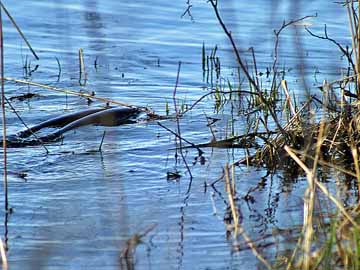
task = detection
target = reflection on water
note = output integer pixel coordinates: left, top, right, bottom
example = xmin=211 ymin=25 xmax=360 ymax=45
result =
xmin=0 ymin=0 xmax=352 ymax=269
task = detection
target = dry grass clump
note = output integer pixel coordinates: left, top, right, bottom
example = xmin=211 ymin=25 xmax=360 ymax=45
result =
xmin=204 ymin=1 xmax=360 ymax=269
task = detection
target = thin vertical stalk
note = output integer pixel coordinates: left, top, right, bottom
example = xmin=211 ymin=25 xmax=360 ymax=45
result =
xmin=285 ymin=146 xmax=360 ymax=228
xmin=0 ymin=3 xmax=8 ymax=212
xmin=224 ymin=163 xmax=272 ymax=270
xmin=349 ymin=118 xmax=360 ymax=197
xmin=172 ymin=61 xmax=193 ymax=190
xmin=281 ymin=80 xmax=296 ymax=117
xmin=224 ymin=163 xmax=238 ymax=236
xmin=303 ymin=187 xmax=315 ymax=270
xmin=208 ymin=0 xmax=286 ymax=137
xmin=357 ymin=0 xmax=360 ymax=93
xmin=0 ymin=238 xmax=7 ymax=270
xmin=78 ymin=48 xmax=87 ymax=86
xmin=98 ymin=130 xmax=106 ymax=152
xmin=346 ymin=0 xmax=359 ymax=94
xmin=352 ymin=146 xmax=360 ymax=196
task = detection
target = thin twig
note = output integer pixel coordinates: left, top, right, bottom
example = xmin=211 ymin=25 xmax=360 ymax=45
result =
xmin=78 ymin=48 xmax=87 ymax=86
xmin=346 ymin=0 xmax=359 ymax=93
xmin=0 ymin=238 xmax=7 ymax=270
xmin=284 ymin=146 xmax=360 ymax=230
xmin=208 ymin=0 xmax=286 ymax=137
xmin=5 ymin=96 xmax=49 ymax=154
xmin=177 ymin=130 xmax=274 ymax=150
xmin=273 ymin=14 xmax=317 ymax=75
xmin=281 ymin=80 xmax=296 ymax=117
xmin=224 ymin=164 xmax=238 ymax=235
xmin=0 ymin=4 xmax=8 ymax=212
xmin=290 ymin=148 xmax=357 ymax=178
xmin=173 ymin=62 xmax=181 ymax=116
xmin=157 ymin=122 xmax=203 ymax=156
xmin=225 ymin=164 xmax=273 ymax=270
xmin=98 ymin=130 xmax=106 ymax=152
xmin=55 ymin=57 xmax=61 ymax=81
xmin=172 ymin=62 xmax=193 ymax=186
xmin=181 ymin=89 xmax=259 ymax=115
xmin=0 ymin=2 xmax=39 ymax=60
xmin=181 ymin=0 xmax=194 ymax=21
xmin=2 ymin=77 xmax=154 ymax=114
xmin=305 ymin=25 xmax=356 ymax=72
xmin=249 ymin=47 xmax=259 ymax=89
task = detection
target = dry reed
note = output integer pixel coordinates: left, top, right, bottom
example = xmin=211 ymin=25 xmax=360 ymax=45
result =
xmin=224 ymin=163 xmax=273 ymax=270
xmin=0 ymin=0 xmax=8 ymax=212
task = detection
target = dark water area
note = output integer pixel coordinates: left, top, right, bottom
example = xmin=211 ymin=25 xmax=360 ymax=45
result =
xmin=0 ymin=1 xmax=352 ymax=269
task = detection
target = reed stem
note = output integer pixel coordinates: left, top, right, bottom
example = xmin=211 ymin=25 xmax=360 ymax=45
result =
xmin=0 ymin=2 xmax=8 ymax=212
xmin=0 ymin=2 xmax=38 ymax=60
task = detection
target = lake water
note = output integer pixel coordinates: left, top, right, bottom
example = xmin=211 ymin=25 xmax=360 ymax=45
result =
xmin=0 ymin=1 xmax=351 ymax=269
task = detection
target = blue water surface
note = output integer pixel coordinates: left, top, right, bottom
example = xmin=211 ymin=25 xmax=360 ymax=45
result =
xmin=0 ymin=1 xmax=351 ymax=269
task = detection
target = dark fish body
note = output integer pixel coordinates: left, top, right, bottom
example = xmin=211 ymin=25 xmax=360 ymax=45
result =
xmin=2 ymin=107 xmax=140 ymax=147
xmin=45 ymin=107 xmax=139 ymax=141
xmin=17 ymin=108 xmax=107 ymax=138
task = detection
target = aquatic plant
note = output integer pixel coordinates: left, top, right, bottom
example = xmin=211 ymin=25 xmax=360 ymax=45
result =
xmin=195 ymin=0 xmax=360 ymax=269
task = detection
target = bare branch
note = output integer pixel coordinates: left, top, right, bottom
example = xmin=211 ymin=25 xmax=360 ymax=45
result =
xmin=208 ymin=0 xmax=287 ymax=137
xmin=181 ymin=0 xmax=194 ymax=21
xmin=272 ymin=14 xmax=317 ymax=75
xmin=305 ymin=25 xmax=356 ymax=72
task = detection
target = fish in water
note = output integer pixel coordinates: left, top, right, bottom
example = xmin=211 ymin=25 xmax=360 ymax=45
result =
xmin=2 ymin=107 xmax=140 ymax=147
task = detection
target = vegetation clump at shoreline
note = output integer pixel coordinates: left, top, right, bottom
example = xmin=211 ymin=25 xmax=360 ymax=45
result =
xmin=200 ymin=1 xmax=360 ymax=269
